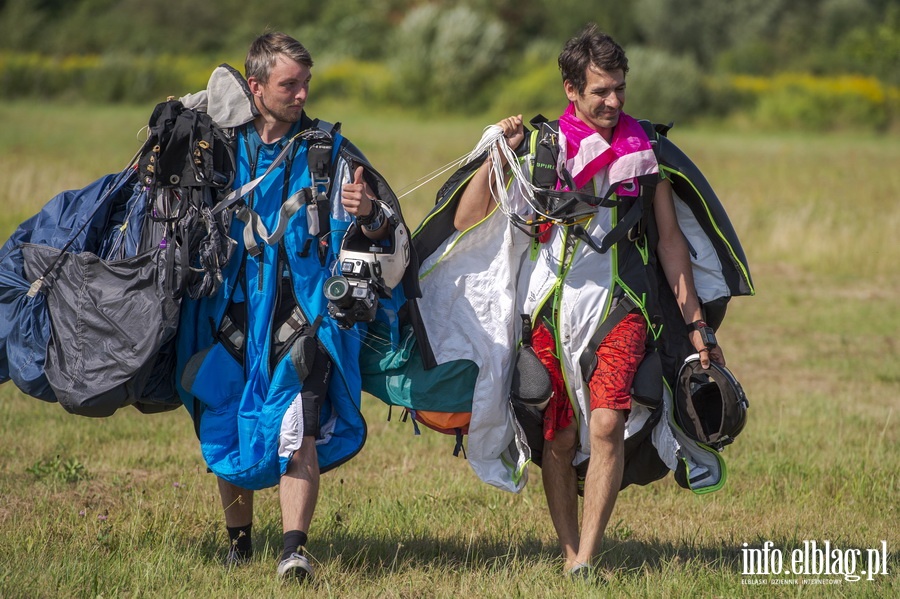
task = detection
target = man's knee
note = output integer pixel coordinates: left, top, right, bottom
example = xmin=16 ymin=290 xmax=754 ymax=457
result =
xmin=588 ymin=408 xmax=625 ymax=446
xmin=293 ymin=436 xmax=317 ymax=459
xmin=285 ymin=436 xmax=318 ymax=475
xmin=545 ymin=424 xmax=577 ymax=461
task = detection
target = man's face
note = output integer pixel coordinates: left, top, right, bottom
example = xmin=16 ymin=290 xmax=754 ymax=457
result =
xmin=249 ymin=55 xmax=311 ymax=125
xmin=564 ymin=66 xmax=626 ymax=139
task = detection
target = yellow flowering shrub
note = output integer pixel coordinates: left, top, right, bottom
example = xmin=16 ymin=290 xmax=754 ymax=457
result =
xmin=0 ymin=52 xmax=217 ymax=103
xmin=315 ymin=59 xmax=395 ymax=103
xmin=726 ymin=73 xmax=898 ymax=132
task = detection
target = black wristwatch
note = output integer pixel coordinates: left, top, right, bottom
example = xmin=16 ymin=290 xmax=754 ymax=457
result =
xmin=686 ymin=319 xmax=718 ymax=349
xmin=356 ymin=200 xmax=384 ymax=231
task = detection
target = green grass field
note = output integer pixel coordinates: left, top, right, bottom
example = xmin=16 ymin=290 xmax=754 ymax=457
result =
xmin=0 ymin=100 xmax=897 ymax=598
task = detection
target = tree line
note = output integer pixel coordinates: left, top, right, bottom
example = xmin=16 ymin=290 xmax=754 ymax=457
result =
xmin=2 ymin=0 xmax=896 ymax=81
xmin=1 ymin=0 xmax=898 ymax=131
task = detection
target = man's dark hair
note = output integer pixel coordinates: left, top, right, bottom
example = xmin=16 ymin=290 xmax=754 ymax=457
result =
xmin=558 ymin=24 xmax=628 ymax=95
xmin=245 ymin=32 xmax=314 ymax=84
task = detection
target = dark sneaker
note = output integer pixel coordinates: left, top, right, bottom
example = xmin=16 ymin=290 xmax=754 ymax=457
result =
xmin=566 ymin=562 xmax=592 ymax=580
xmin=224 ymin=546 xmax=251 ymax=568
xmin=277 ymin=552 xmax=314 ymax=582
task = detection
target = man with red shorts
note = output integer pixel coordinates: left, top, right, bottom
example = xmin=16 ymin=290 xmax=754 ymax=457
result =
xmin=453 ymin=24 xmax=724 ymax=576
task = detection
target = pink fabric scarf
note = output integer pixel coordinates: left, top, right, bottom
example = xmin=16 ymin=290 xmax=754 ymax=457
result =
xmin=557 ymin=102 xmax=658 ymax=193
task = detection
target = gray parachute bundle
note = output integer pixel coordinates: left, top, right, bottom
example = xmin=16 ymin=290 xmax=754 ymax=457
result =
xmin=1 ymin=65 xmax=252 ymax=416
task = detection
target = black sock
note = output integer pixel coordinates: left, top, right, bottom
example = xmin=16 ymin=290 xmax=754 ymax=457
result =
xmin=282 ymin=530 xmax=308 ymax=561
xmin=227 ymin=524 xmax=253 ymax=559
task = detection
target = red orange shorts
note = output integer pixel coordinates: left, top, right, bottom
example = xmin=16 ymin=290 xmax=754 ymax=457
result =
xmin=531 ymin=312 xmax=647 ymax=441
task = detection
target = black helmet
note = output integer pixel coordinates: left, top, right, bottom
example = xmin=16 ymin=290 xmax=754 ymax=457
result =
xmin=674 ymin=355 xmax=749 ymax=450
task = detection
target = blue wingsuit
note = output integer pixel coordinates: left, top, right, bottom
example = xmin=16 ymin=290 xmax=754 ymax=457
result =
xmin=176 ymin=115 xmax=404 ymax=490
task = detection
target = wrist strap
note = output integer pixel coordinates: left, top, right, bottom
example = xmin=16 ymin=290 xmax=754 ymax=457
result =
xmin=357 ymin=200 xmax=384 ymax=231
xmin=686 ymin=319 xmax=708 ymax=332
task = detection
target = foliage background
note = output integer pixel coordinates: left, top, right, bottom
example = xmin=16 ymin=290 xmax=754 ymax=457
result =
xmin=0 ymin=98 xmax=898 ymax=598
xmin=0 ymin=2 xmax=898 ymax=597
xmin=1 ymin=0 xmax=899 ymax=131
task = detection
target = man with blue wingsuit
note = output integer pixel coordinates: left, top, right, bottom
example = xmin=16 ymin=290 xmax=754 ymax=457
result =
xmin=177 ymin=32 xmax=403 ymax=582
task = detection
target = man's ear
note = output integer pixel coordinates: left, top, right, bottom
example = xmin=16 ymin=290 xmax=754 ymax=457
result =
xmin=247 ymin=77 xmax=262 ymax=96
xmin=563 ymin=79 xmax=578 ymax=102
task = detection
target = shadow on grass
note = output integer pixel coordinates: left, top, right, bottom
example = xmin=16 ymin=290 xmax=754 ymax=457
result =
xmin=193 ymin=521 xmax=750 ymax=576
xmin=274 ymin=525 xmax=560 ymax=571
xmin=194 ymin=518 xmax=900 ymax=583
xmin=603 ymin=537 xmax=744 ymax=573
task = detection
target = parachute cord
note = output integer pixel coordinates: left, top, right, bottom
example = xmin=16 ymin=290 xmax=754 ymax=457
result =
xmin=394 ymin=125 xmax=530 ymax=204
xmin=467 ymin=125 xmax=556 ymax=226
xmin=395 ymin=153 xmax=471 ymax=200
xmin=395 ymin=125 xmax=527 ymax=201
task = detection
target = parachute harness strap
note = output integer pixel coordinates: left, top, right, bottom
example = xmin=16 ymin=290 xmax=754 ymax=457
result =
xmin=231 ymin=125 xmax=338 ymax=259
xmin=304 ymin=125 xmax=337 ymax=265
xmin=466 ymin=125 xmax=632 ymax=250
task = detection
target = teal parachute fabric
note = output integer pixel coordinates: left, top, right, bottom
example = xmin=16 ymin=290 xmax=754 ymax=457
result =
xmin=360 ymin=320 xmax=477 ymax=416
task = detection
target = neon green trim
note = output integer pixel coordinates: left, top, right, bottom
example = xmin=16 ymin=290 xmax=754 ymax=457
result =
xmin=616 ymin=279 xmax=660 ymax=340
xmin=528 ymin=128 xmax=539 ymax=171
xmin=500 ymin=452 xmax=529 ymax=486
xmin=416 ymin=165 xmax=505 ymax=279
xmin=560 ymin=226 xmax=602 ymax=431
xmin=609 ymin=191 xmax=658 ymax=340
xmin=529 ymin=236 xmax=541 ymax=261
xmin=662 ymin=379 xmax=728 ymax=494
xmin=500 ymin=452 xmax=514 ymax=479
xmin=527 ymin=130 xmax=543 ymax=262
xmin=410 ymin=190 xmax=456 ymax=239
xmin=512 ymin=457 xmax=530 ymax=486
xmin=635 ymin=232 xmax=650 ymax=264
xmin=685 ymin=449 xmax=728 ymax=495
xmin=411 ymin=166 xmax=479 ymax=239
xmin=661 ymin=165 xmax=755 ymax=296
xmin=530 ymin=221 xmax=599 ymax=433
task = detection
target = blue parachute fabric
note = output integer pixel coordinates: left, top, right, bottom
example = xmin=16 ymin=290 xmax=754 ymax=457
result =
xmin=177 ymin=127 xmax=379 ymax=490
xmin=1 ymin=285 xmax=53 ymax=401
xmin=3 ymin=100 xmax=239 ymax=416
xmin=0 ymin=171 xmax=134 ymax=400
xmin=97 ymin=182 xmax=157 ymax=261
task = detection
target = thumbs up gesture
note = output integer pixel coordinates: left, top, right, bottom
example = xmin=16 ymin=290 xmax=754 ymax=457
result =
xmin=341 ymin=165 xmax=375 ymax=217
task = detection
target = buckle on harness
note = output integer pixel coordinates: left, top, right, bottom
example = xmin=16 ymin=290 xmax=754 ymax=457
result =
xmin=274 ymin=306 xmax=309 ymax=344
xmin=627 ymin=218 xmax=646 ymax=242
xmin=216 ymin=313 xmax=246 ymax=366
xmin=313 ymin=176 xmax=330 ymax=197
xmin=308 ymin=138 xmax=333 ymax=195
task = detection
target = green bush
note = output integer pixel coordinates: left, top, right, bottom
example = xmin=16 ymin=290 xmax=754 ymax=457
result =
xmin=0 ymin=53 xmax=74 ymax=98
xmin=3 ymin=48 xmax=900 ymax=136
xmin=703 ymin=73 xmax=759 ymax=118
xmin=490 ymin=61 xmax=561 ymax=119
xmin=388 ymin=4 xmax=507 ymax=112
xmin=490 ymin=42 xmax=715 ymax=125
xmin=489 ymin=41 xmax=564 ymax=118
xmin=746 ymin=73 xmax=893 ymax=132
xmin=622 ymin=46 xmax=708 ymax=125
xmin=0 ymin=52 xmax=218 ymax=103
xmin=386 ymin=4 xmax=439 ymax=107
xmin=315 ymin=59 xmax=396 ymax=104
